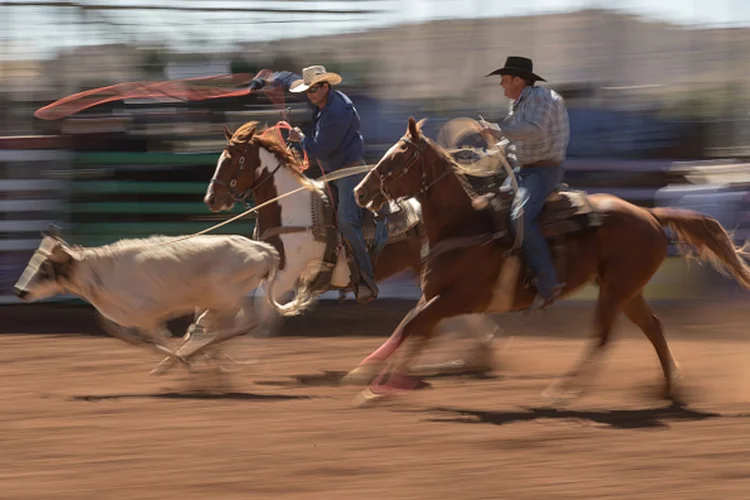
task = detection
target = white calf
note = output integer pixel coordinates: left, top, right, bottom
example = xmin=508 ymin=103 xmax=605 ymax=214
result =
xmin=14 ymin=227 xmax=282 ymax=367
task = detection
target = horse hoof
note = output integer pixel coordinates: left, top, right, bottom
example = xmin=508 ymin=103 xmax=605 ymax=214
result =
xmin=340 ymin=364 xmax=381 ymax=386
xmin=149 ymin=362 xmax=172 ymax=376
xmin=353 ymin=388 xmax=390 ymax=408
xmin=542 ymin=380 xmax=582 ymax=406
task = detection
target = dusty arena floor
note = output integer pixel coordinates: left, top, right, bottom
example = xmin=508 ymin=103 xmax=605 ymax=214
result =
xmin=1 ymin=300 xmax=750 ymax=499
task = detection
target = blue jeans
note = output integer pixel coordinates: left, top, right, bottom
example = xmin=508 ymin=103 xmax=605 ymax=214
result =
xmin=505 ymin=166 xmax=564 ymax=298
xmin=333 ymin=171 xmax=389 ymax=285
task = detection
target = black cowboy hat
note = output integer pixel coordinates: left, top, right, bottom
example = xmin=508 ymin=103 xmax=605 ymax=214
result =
xmin=486 ymin=56 xmax=546 ymax=82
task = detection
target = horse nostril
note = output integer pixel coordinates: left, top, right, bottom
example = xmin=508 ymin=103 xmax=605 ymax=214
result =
xmin=13 ymin=286 xmax=27 ymax=299
xmin=206 ymin=194 xmax=215 ymax=206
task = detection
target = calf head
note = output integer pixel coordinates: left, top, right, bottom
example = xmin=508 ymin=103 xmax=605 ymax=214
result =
xmin=14 ymin=226 xmax=80 ymax=302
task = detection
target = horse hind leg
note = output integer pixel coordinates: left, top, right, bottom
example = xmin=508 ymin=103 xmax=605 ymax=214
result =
xmin=622 ymin=291 xmax=682 ymax=399
xmin=544 ymin=289 xmax=621 ymax=404
xmin=410 ymin=314 xmax=499 ymax=377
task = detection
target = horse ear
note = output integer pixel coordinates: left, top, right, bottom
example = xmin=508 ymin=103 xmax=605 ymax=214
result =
xmin=416 ymin=118 xmax=428 ymax=130
xmin=223 ymin=125 xmax=233 ymax=142
xmin=407 ymin=116 xmax=420 ymax=139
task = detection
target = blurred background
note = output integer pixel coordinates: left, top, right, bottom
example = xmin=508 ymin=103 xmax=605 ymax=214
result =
xmin=1 ymin=0 xmax=749 ymax=305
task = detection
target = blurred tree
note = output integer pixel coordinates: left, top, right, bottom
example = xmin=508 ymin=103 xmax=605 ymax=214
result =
xmin=140 ymin=49 xmax=167 ymax=79
xmin=270 ymin=54 xmax=299 ymax=73
xmin=230 ymin=58 xmax=260 ymax=76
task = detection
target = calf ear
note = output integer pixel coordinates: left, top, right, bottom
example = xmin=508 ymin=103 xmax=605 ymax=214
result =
xmin=41 ymin=224 xmax=62 ymax=240
xmin=50 ymin=242 xmax=79 ymax=264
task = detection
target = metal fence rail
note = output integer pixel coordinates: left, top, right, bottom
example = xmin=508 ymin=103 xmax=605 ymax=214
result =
xmin=0 ymin=137 xmax=71 ymax=303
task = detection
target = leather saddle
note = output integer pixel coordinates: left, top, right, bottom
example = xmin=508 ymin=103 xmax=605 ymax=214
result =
xmin=312 ymin=185 xmax=422 ymax=249
xmin=476 ymin=183 xmax=603 ymax=240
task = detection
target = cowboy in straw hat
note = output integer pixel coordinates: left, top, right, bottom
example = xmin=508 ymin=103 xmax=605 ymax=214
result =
xmin=287 ymin=65 xmax=388 ymax=304
xmin=478 ymin=56 xmax=571 ymax=310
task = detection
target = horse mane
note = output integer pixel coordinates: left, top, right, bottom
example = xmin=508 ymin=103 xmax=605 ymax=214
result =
xmin=419 ymin=134 xmax=481 ymax=199
xmin=230 ymin=120 xmax=316 ymax=191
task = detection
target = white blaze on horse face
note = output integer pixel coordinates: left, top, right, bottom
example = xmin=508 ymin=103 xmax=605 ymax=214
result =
xmin=206 ymin=150 xmax=232 ymax=211
xmin=211 ymin=150 xmax=229 ymax=187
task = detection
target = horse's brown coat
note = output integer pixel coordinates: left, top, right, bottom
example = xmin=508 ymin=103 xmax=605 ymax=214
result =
xmin=351 ymin=116 xmax=750 ymax=398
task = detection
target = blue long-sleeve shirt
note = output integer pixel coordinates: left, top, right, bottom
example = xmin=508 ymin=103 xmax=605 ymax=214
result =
xmin=301 ymin=89 xmax=365 ymax=173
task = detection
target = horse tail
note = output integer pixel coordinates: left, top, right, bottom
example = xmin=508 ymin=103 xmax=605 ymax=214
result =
xmin=262 ymin=247 xmax=316 ymax=317
xmin=648 ymin=207 xmax=750 ymax=289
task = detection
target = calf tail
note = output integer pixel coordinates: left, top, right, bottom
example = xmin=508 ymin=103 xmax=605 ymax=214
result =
xmin=262 ymin=246 xmax=280 ymax=287
xmin=262 ymin=245 xmax=315 ymax=317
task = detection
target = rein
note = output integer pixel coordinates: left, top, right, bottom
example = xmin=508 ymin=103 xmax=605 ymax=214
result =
xmin=373 ymin=130 xmax=525 ymax=260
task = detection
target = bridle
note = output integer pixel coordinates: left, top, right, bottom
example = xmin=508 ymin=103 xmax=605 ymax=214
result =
xmin=209 ymin=141 xmax=282 ymax=208
xmin=375 ymin=136 xmax=451 ymax=201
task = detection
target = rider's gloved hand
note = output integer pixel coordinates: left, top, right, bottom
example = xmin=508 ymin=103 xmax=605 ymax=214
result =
xmin=288 ymin=127 xmax=304 ymax=142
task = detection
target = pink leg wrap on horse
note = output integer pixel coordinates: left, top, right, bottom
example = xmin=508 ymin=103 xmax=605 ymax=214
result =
xmin=360 ymin=329 xmax=406 ymax=365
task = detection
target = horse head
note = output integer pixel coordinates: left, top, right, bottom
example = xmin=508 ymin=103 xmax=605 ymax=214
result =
xmin=205 ymin=121 xmax=312 ymax=213
xmin=204 ymin=122 xmax=264 ymax=212
xmin=354 ymin=116 xmax=438 ymax=211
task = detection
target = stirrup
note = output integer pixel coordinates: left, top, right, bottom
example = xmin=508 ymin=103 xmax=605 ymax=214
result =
xmin=524 ymin=283 xmax=565 ymax=314
xmin=355 ymin=283 xmax=377 ymax=304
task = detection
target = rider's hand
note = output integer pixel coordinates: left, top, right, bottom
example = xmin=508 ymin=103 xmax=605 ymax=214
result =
xmin=478 ymin=118 xmax=501 ymax=134
xmin=288 ymin=127 xmax=303 ymax=142
xmin=479 ymin=128 xmax=498 ymax=145
xmin=477 ymin=118 xmax=501 ymax=145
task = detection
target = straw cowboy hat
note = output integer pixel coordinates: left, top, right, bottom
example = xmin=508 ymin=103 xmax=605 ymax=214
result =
xmin=290 ymin=65 xmax=343 ymax=93
xmin=486 ymin=56 xmax=547 ymax=82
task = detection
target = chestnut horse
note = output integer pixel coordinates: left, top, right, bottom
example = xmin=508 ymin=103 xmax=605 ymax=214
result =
xmin=202 ymin=120 xmax=498 ymax=379
xmin=349 ymin=116 xmax=750 ymax=402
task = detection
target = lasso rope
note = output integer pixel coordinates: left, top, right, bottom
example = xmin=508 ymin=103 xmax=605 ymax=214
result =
xmin=158 ymin=117 xmax=521 ymax=249
xmin=157 ymin=163 xmax=373 ymax=247
xmin=443 ymin=117 xmax=524 ymax=251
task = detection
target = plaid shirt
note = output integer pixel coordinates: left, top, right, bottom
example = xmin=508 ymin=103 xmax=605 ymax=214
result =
xmin=499 ymin=85 xmax=570 ymax=167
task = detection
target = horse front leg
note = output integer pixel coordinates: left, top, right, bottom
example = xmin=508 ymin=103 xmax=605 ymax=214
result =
xmin=355 ymin=292 xmax=474 ymax=403
xmin=412 ymin=314 xmax=500 ymax=377
xmin=340 ymin=296 xmax=427 ymax=385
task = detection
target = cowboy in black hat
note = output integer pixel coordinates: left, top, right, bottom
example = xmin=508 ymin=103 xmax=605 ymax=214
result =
xmin=479 ymin=56 xmax=570 ymax=310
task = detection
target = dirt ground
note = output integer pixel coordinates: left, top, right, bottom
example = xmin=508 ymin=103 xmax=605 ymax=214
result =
xmin=1 ymin=300 xmax=750 ymax=500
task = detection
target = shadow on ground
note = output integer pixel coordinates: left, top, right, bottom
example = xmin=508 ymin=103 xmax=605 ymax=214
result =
xmin=68 ymin=391 xmax=313 ymax=402
xmin=415 ymin=402 xmax=750 ymax=430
